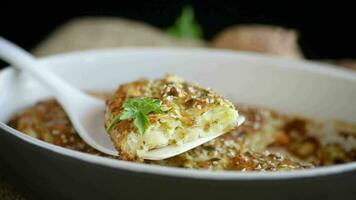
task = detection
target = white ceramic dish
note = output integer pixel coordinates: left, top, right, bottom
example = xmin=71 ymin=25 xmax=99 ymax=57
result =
xmin=0 ymin=48 xmax=356 ymax=200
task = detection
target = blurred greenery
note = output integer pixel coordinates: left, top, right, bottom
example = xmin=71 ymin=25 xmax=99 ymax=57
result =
xmin=167 ymin=5 xmax=203 ymax=39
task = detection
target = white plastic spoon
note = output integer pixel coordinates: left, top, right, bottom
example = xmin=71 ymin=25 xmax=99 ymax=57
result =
xmin=0 ymin=37 xmax=118 ymax=156
xmin=0 ymin=37 xmax=245 ymax=160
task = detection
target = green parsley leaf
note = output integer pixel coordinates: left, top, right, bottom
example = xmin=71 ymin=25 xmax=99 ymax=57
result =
xmin=135 ymin=98 xmax=163 ymax=115
xmin=167 ymin=5 xmax=203 ymax=39
xmin=119 ymin=109 xmax=135 ymax=121
xmin=134 ymin=111 xmax=150 ymax=135
xmin=106 ymin=97 xmax=163 ymax=135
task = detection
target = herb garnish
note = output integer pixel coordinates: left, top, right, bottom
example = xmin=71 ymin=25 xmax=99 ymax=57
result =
xmin=106 ymin=97 xmax=163 ymax=135
xmin=167 ymin=5 xmax=203 ymax=39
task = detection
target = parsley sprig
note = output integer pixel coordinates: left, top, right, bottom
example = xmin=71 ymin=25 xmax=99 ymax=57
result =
xmin=106 ymin=97 xmax=163 ymax=135
xmin=167 ymin=5 xmax=203 ymax=39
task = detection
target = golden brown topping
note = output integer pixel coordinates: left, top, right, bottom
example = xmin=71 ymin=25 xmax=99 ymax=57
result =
xmin=283 ymin=119 xmax=307 ymax=136
xmin=228 ymin=151 xmax=312 ymax=171
xmin=335 ymin=120 xmax=356 ymax=139
xmin=8 ymin=100 xmax=104 ymax=155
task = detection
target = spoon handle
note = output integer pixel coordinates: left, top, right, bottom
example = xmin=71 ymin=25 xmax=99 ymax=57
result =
xmin=0 ymin=37 xmax=89 ymax=104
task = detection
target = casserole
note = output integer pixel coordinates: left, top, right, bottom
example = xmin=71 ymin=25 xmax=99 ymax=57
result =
xmin=0 ymin=48 xmax=356 ymax=199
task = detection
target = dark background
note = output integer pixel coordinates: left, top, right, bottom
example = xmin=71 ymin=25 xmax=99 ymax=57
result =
xmin=1 ymin=0 xmax=356 ymax=68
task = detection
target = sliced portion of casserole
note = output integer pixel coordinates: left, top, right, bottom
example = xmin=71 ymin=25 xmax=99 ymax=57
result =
xmin=105 ymin=75 xmax=242 ymax=160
